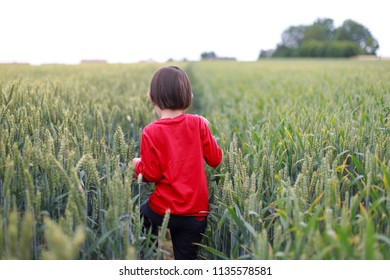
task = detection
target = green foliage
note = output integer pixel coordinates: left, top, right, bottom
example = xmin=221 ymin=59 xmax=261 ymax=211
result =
xmin=188 ymin=60 xmax=390 ymax=260
xmin=0 ymin=60 xmax=389 ymax=260
xmin=0 ymin=63 xmax=158 ymax=260
xmin=334 ymin=19 xmax=379 ymax=55
xmin=201 ymin=51 xmax=217 ymax=60
xmin=298 ymin=40 xmax=364 ymax=57
xmin=302 ymin=18 xmax=335 ymax=42
xmin=268 ymin=17 xmax=379 ymax=58
xmin=41 ymin=217 xmax=85 ymax=260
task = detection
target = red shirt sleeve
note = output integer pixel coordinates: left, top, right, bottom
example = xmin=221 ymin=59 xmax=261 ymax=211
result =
xmin=134 ymin=129 xmax=162 ymax=182
xmin=200 ymin=120 xmax=223 ymax=168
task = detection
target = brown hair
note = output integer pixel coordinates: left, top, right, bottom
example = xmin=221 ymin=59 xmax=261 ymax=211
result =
xmin=149 ymin=66 xmax=192 ymax=110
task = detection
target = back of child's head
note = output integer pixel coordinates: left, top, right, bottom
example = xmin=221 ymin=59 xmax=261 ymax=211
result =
xmin=149 ymin=66 xmax=192 ymax=110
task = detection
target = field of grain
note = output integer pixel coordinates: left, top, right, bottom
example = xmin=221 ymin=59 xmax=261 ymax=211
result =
xmin=0 ymin=60 xmax=389 ymax=259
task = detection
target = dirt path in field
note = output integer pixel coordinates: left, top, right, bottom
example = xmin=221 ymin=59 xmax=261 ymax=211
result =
xmin=161 ymin=229 xmax=174 ymax=260
xmin=162 ymin=240 xmax=174 ymax=260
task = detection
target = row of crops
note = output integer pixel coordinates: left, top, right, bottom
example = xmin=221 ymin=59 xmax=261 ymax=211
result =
xmin=0 ymin=60 xmax=389 ymax=259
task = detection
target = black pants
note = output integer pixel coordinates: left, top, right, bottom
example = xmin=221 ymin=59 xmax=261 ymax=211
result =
xmin=141 ymin=202 xmax=207 ymax=260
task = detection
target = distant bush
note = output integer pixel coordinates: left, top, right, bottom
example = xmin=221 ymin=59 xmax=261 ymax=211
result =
xmin=298 ymin=41 xmax=327 ymax=57
xmin=325 ymin=41 xmax=364 ymax=57
xmin=271 ymin=45 xmax=299 ymax=57
xmin=297 ymin=40 xmax=364 ymax=57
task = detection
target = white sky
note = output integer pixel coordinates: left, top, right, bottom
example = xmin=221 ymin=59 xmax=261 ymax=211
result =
xmin=0 ymin=0 xmax=389 ymax=64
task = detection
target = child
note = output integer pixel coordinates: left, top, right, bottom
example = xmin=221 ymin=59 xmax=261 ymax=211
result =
xmin=132 ymin=66 xmax=222 ymax=260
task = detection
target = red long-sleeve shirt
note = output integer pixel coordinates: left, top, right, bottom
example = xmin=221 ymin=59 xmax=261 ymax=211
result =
xmin=134 ymin=114 xmax=222 ymax=216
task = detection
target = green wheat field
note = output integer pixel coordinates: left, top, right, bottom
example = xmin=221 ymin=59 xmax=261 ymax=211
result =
xmin=0 ymin=59 xmax=389 ymax=260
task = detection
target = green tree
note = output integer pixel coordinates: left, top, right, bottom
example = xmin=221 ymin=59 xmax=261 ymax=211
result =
xmin=258 ymin=49 xmax=274 ymax=59
xmin=303 ymin=18 xmax=335 ymax=42
xmin=201 ymin=51 xmax=217 ymax=60
xmin=334 ymin=19 xmax=379 ymax=55
xmin=281 ymin=25 xmax=307 ymax=48
xmin=269 ymin=18 xmax=379 ymax=58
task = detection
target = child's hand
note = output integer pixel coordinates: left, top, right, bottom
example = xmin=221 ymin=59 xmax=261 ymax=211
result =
xmin=132 ymin=158 xmax=141 ymax=168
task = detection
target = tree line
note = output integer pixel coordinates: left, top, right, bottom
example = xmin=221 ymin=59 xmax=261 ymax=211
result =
xmin=259 ymin=18 xmax=379 ymax=58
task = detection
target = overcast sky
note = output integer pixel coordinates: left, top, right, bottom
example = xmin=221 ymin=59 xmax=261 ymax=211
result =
xmin=1 ymin=0 xmax=388 ymax=64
